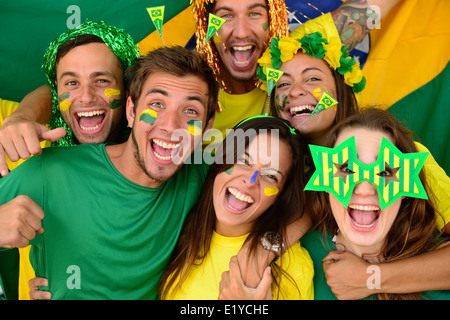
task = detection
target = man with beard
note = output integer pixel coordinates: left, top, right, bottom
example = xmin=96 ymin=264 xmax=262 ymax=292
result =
xmin=0 ymin=46 xmax=217 ymax=299
xmin=0 ymin=20 xmax=140 ymax=300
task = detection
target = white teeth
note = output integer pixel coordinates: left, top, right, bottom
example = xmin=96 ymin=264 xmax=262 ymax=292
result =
xmin=80 ymin=123 xmax=101 ymax=131
xmin=77 ymin=110 xmax=105 ymax=117
xmin=153 ymin=151 xmax=172 ymax=161
xmin=352 ymin=219 xmax=377 ymax=228
xmin=228 ymin=187 xmax=254 ymax=204
xmin=349 ymin=204 xmax=380 ymax=228
xmin=232 ymin=45 xmax=253 ymax=51
xmin=289 ymin=105 xmax=315 ymax=116
xmin=349 ymin=204 xmax=380 ymax=211
xmin=153 ymin=139 xmax=181 ymax=149
xmin=152 ymin=139 xmax=181 ymax=161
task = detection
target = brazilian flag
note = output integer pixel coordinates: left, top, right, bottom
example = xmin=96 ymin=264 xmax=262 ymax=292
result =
xmin=361 ymin=0 xmax=450 ymax=175
xmin=0 ymin=0 xmax=195 ymax=300
xmin=0 ymin=0 xmax=193 ymax=103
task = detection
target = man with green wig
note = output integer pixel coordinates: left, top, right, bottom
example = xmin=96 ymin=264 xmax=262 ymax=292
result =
xmin=0 ymin=19 xmax=140 ymax=300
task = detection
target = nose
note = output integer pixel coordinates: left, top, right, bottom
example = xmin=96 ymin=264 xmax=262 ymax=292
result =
xmin=353 ymin=180 xmax=377 ymax=196
xmin=78 ymin=83 xmax=96 ymax=105
xmin=288 ymin=82 xmax=308 ymax=98
xmin=157 ymin=108 xmax=182 ymax=135
xmin=243 ymin=169 xmax=259 ymax=185
xmin=232 ymin=17 xmax=252 ymax=40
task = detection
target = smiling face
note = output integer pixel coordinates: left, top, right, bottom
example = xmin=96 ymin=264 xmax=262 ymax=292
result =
xmin=212 ymin=0 xmax=269 ymax=93
xmin=126 ymin=71 xmax=210 ymax=187
xmin=330 ymin=127 xmax=402 ymax=256
xmin=275 ymin=52 xmax=337 ymax=144
xmin=56 ymin=42 xmax=124 ymax=144
xmin=213 ymin=132 xmax=292 ymax=237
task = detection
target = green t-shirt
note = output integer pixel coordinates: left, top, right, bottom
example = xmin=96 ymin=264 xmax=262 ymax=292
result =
xmin=301 ymin=230 xmax=450 ymax=300
xmin=0 ymin=144 xmax=209 ymax=299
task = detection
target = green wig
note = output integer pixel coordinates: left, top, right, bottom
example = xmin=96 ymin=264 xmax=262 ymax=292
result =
xmin=42 ymin=20 xmax=140 ymax=146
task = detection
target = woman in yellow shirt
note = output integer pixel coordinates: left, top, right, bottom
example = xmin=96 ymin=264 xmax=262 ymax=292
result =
xmin=159 ymin=115 xmax=314 ymax=300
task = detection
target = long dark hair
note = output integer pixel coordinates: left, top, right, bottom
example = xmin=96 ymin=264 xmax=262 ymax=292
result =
xmin=159 ymin=116 xmax=306 ymax=299
xmin=316 ymin=107 xmax=447 ymax=300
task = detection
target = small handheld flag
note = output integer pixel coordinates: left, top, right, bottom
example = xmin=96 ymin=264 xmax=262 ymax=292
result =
xmin=147 ymin=6 xmax=166 ymax=46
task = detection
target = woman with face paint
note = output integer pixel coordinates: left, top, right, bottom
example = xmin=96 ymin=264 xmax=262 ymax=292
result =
xmin=241 ymin=13 xmax=450 ymax=299
xmin=28 ymin=115 xmax=314 ymax=300
xmin=301 ymin=107 xmax=450 ymax=300
xmin=257 ymin=13 xmax=363 ymax=147
xmin=157 ymin=115 xmax=314 ymax=300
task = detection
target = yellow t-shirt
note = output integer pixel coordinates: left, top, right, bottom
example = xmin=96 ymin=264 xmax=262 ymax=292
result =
xmin=415 ymin=142 xmax=450 ymax=232
xmin=203 ymin=87 xmax=268 ymax=151
xmin=164 ymin=231 xmax=314 ymax=300
xmin=0 ymin=98 xmax=50 ymax=300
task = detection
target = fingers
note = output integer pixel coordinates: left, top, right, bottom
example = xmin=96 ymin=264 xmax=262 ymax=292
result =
xmin=29 ymin=277 xmax=52 ymax=300
xmin=219 ymin=256 xmax=273 ymax=300
xmin=0 ymin=146 xmax=9 ymax=177
xmin=257 ymin=266 xmax=273 ymax=294
xmin=40 ymin=127 xmax=66 ymax=143
xmin=0 ymin=195 xmax=44 ymax=248
xmin=0 ymin=122 xmax=65 ymax=173
xmin=323 ymin=250 xmax=344 ymax=264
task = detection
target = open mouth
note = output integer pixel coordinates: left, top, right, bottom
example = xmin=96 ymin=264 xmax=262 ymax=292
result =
xmin=151 ymin=138 xmax=181 ymax=162
xmin=288 ymin=105 xmax=315 ymax=118
xmin=75 ymin=110 xmax=106 ymax=133
xmin=230 ymin=45 xmax=255 ymax=67
xmin=225 ymin=187 xmax=254 ymax=212
xmin=348 ymin=204 xmax=380 ymax=231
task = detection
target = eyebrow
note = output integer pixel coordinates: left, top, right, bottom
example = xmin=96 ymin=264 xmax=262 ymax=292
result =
xmin=244 ymin=152 xmax=285 ymax=177
xmin=214 ymin=2 xmax=267 ymax=13
xmin=263 ymin=167 xmax=284 ymax=177
xmin=281 ymin=67 xmax=324 ymax=79
xmin=145 ymin=88 xmax=206 ymax=107
xmin=59 ymin=70 xmax=116 ymax=81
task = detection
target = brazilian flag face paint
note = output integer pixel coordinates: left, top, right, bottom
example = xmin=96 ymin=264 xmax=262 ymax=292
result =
xmin=187 ymin=120 xmax=202 ymax=136
xmin=57 ymin=91 xmax=72 ymax=113
xmin=139 ymin=109 xmax=158 ymax=125
xmin=304 ymin=136 xmax=429 ymax=210
xmin=104 ymin=88 xmax=122 ymax=110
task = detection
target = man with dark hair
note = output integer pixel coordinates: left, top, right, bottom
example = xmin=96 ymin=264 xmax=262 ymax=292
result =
xmin=0 ymin=20 xmax=140 ymax=300
xmin=0 ymin=45 xmax=216 ymax=299
xmin=0 ymin=20 xmax=139 ymax=176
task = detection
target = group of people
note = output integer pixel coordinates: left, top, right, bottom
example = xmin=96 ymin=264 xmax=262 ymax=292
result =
xmin=0 ymin=0 xmax=449 ymax=301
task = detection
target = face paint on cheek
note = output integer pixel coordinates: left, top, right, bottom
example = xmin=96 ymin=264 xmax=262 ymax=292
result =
xmin=139 ymin=109 xmax=158 ymax=125
xmin=274 ymin=94 xmax=283 ymax=112
xmin=213 ymin=33 xmax=222 ymax=44
xmin=264 ymin=186 xmax=279 ymax=196
xmin=282 ymin=94 xmax=290 ymax=111
xmin=225 ymin=166 xmax=234 ymax=175
xmin=187 ymin=120 xmax=202 ymax=136
xmin=262 ymin=20 xmax=269 ymax=31
xmin=109 ymin=99 xmax=121 ymax=109
xmin=104 ymin=89 xmax=122 ymax=110
xmin=104 ymin=88 xmax=121 ymax=98
xmin=312 ymin=87 xmax=323 ymax=98
xmin=57 ymin=91 xmax=72 ymax=113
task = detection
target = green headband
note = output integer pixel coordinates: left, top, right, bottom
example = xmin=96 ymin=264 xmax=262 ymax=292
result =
xmin=237 ymin=115 xmax=297 ymax=136
xmin=304 ymin=136 xmax=429 ymax=210
xmin=43 ymin=20 xmax=140 ymax=147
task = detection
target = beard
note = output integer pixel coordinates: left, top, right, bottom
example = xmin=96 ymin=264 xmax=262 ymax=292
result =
xmin=130 ymin=128 xmax=183 ymax=184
